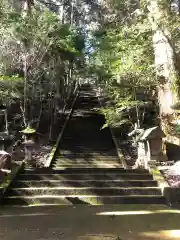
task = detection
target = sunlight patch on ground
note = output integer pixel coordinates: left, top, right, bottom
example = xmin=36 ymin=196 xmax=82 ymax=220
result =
xmin=78 ymin=234 xmax=117 ymax=240
xmin=0 ymin=212 xmax=57 ymax=217
xmin=140 ymin=230 xmax=180 ymax=239
xmin=78 ymin=230 xmax=180 ymax=240
xmin=96 ymin=209 xmax=180 ymax=216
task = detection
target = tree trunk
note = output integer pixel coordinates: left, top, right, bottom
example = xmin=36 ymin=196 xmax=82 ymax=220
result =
xmin=22 ymin=0 xmax=34 ymax=126
xmin=23 ymin=52 xmax=28 ymax=127
xmin=171 ymin=0 xmax=180 ymax=13
xmin=147 ymin=0 xmax=178 ymax=119
xmin=59 ymin=0 xmax=65 ymax=23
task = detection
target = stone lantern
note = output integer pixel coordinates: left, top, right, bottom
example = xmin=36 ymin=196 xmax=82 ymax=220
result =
xmin=20 ymin=125 xmax=36 ymax=168
xmin=134 ymin=126 xmax=168 ymax=169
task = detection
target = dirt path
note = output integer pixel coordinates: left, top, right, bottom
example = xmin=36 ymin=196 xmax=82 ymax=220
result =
xmin=0 ymin=204 xmax=180 ymax=240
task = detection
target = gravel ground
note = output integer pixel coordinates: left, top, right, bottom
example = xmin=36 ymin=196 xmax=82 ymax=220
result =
xmin=116 ymin=140 xmax=137 ymax=167
xmin=11 ymin=137 xmax=53 ymax=168
xmin=161 ymin=161 xmax=180 ymax=187
xmin=32 ymin=142 xmax=52 ymax=167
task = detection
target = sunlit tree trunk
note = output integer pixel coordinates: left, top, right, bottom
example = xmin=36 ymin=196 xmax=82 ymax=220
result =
xmin=147 ymin=0 xmax=178 ymax=120
xmin=65 ymin=0 xmax=75 ymax=99
xmin=22 ymin=0 xmax=34 ymax=15
xmin=58 ymin=0 xmax=65 ymax=23
xmin=171 ymin=0 xmax=180 ymax=13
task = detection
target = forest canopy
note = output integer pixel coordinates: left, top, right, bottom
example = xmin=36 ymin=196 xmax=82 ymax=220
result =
xmin=0 ymin=0 xmax=180 ymax=136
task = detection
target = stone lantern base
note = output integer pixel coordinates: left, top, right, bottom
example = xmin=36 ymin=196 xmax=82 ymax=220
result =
xmin=23 ymin=140 xmax=36 ymax=169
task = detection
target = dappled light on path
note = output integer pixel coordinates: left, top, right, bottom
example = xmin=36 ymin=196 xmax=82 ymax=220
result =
xmin=78 ymin=235 xmax=117 ymax=240
xmin=96 ymin=209 xmax=180 ymax=215
xmin=139 ymin=230 xmax=180 ymax=240
xmin=1 ymin=205 xmax=180 ymax=240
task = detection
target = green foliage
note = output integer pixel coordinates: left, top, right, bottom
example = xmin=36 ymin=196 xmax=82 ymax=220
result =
xmin=95 ymin=103 xmax=131 ymax=127
xmin=88 ymin=7 xmax=157 ymax=128
xmin=96 ymin=86 xmax=152 ymax=129
xmin=0 ymin=75 xmax=23 ymax=105
xmin=175 ymin=124 xmax=180 ymax=134
xmin=92 ymin=16 xmax=156 ymax=85
xmin=0 ymin=2 xmax=86 ymax=124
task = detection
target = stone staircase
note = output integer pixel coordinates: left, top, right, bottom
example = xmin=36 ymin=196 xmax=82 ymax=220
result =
xmin=0 ymin=85 xmax=166 ymax=207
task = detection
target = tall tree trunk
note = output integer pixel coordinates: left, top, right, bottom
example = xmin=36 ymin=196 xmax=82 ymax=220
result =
xmin=147 ymin=0 xmax=178 ymax=121
xmin=171 ymin=0 xmax=180 ymax=13
xmin=70 ymin=0 xmax=74 ymax=25
xmin=59 ymin=0 xmax=65 ymax=23
xmin=22 ymin=0 xmax=34 ymax=126
xmin=23 ymin=51 xmax=28 ymax=126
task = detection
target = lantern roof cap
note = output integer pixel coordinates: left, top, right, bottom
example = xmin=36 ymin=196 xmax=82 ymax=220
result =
xmin=138 ymin=126 xmax=165 ymax=141
xmin=20 ymin=126 xmax=36 ymax=134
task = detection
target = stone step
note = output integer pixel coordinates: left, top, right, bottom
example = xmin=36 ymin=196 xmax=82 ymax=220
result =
xmin=56 ymin=152 xmax=118 ymax=156
xmin=61 ymin=137 xmax=113 ymax=142
xmin=2 ymin=196 xmax=72 ymax=206
xmin=12 ymin=179 xmax=158 ymax=188
xmin=62 ymin=145 xmax=116 ymax=149
xmin=18 ymin=173 xmax=153 ymax=181
xmin=54 ymin=159 xmax=121 ymax=164
xmin=22 ymin=168 xmax=150 ymax=174
xmin=60 ymin=143 xmax=114 ymax=148
xmin=52 ymin=164 xmax=123 ymax=169
xmin=8 ymin=186 xmax=162 ymax=196
xmin=58 ymin=147 xmax=116 ymax=152
xmin=58 ymin=149 xmax=117 ymax=153
xmin=59 ymin=144 xmax=115 ymax=149
xmin=55 ymin=158 xmax=120 ymax=162
xmin=0 ymin=204 xmax=169 ymax=214
xmin=2 ymin=195 xmax=165 ymax=206
xmin=61 ymin=139 xmax=113 ymax=142
xmin=55 ymin=156 xmax=119 ymax=161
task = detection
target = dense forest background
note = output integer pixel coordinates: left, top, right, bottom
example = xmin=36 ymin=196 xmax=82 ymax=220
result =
xmin=0 ymin=0 xmax=180 ymax=138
